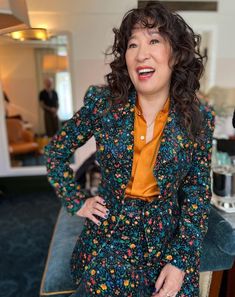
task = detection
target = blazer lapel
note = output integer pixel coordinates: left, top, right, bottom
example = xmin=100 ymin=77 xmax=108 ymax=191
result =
xmin=106 ymin=89 xmax=192 ymax=193
xmin=153 ymin=98 xmax=194 ymax=195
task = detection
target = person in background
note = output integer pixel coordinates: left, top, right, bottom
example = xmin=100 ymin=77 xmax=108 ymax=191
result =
xmin=45 ymin=1 xmax=215 ymax=296
xmin=39 ymin=77 xmax=59 ymax=137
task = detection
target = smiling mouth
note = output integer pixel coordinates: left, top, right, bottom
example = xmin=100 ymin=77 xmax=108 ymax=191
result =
xmin=136 ymin=67 xmax=155 ymax=80
xmin=137 ymin=68 xmax=155 ymax=76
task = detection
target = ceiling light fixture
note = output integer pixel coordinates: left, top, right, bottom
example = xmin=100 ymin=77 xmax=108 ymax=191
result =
xmin=0 ymin=0 xmax=30 ymax=34
xmin=10 ymin=28 xmax=48 ymax=41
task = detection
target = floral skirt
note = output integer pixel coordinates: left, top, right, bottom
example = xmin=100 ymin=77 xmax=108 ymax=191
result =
xmin=71 ymin=197 xmax=158 ymax=297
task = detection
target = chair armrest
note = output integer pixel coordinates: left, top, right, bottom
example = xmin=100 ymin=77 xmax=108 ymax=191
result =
xmin=22 ymin=130 xmax=34 ymax=142
xmin=207 ymin=206 xmax=235 ymax=255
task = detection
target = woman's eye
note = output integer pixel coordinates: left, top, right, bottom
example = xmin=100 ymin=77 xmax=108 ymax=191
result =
xmin=127 ymin=43 xmax=137 ymax=49
xmin=150 ymin=39 xmax=159 ymax=45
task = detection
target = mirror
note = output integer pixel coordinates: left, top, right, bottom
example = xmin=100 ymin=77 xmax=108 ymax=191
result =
xmin=0 ymin=32 xmax=73 ymax=168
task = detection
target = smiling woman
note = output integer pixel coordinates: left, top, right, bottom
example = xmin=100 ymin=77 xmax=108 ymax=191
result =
xmin=44 ymin=1 xmax=215 ymax=297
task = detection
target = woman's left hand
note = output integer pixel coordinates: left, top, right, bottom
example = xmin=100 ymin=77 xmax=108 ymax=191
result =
xmin=151 ymin=263 xmax=185 ymax=297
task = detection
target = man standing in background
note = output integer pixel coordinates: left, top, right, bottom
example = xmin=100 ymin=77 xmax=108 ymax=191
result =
xmin=39 ymin=77 xmax=59 ymax=137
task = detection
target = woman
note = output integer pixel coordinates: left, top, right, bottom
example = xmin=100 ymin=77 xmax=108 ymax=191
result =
xmin=45 ymin=2 xmax=215 ymax=296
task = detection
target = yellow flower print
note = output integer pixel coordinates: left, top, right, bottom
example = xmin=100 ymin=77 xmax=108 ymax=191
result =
xmin=177 ymin=135 xmax=182 ymax=140
xmin=127 ymin=145 xmax=133 ymax=150
xmin=100 ymin=284 xmax=107 ymax=290
xmin=119 ymin=214 xmax=125 ymax=220
xmin=91 ymin=269 xmax=96 ymax=275
xmin=124 ymin=280 xmax=129 ymax=286
xmin=63 ymin=172 xmax=69 ymax=178
xmin=192 ymin=204 xmax=198 ymax=209
xmin=103 ymin=220 xmax=108 ymax=226
xmin=130 ymin=243 xmax=136 ymax=249
xmin=96 ymin=289 xmax=101 ymax=294
xmin=166 ymin=255 xmax=173 ymax=260
xmin=77 ymin=135 xmax=84 ymax=140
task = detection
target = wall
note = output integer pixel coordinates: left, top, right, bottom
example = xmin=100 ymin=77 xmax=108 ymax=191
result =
xmin=180 ymin=0 xmax=235 ymax=88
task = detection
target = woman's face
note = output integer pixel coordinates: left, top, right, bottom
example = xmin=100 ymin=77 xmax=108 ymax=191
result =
xmin=125 ymin=25 xmax=173 ymax=98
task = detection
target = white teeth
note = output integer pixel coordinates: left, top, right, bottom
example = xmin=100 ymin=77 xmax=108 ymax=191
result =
xmin=138 ymin=68 xmax=155 ymax=74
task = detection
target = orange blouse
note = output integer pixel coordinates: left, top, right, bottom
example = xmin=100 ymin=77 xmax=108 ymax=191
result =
xmin=124 ymin=97 xmax=170 ymax=202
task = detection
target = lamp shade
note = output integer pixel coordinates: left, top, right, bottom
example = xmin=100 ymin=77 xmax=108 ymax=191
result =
xmin=0 ymin=0 xmax=30 ymax=34
xmin=42 ymin=54 xmax=68 ymax=73
xmin=10 ymin=28 xmax=48 ymax=41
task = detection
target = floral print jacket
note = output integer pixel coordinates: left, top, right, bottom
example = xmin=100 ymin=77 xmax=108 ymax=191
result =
xmin=44 ymin=85 xmax=215 ymax=284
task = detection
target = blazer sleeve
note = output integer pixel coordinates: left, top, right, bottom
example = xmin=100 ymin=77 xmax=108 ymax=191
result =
xmin=162 ymin=106 xmax=215 ymax=273
xmin=44 ymin=85 xmax=100 ymax=215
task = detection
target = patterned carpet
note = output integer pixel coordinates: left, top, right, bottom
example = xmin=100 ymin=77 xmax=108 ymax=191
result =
xmin=0 ymin=189 xmax=60 ymax=297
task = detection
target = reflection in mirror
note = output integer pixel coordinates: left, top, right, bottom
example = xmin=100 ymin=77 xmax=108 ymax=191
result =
xmin=0 ymin=33 xmax=73 ymax=168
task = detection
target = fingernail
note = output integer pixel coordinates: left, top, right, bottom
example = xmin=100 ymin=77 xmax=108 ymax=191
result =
xmin=102 ymin=200 xmax=106 ymax=205
xmin=104 ymin=214 xmax=108 ymax=219
xmin=98 ymin=221 xmax=101 ymax=226
xmin=106 ymin=209 xmax=110 ymax=214
xmin=153 ymin=288 xmax=158 ymax=293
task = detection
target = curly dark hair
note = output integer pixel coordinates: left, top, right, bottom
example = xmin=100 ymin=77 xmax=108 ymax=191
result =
xmin=105 ymin=1 xmax=206 ymax=141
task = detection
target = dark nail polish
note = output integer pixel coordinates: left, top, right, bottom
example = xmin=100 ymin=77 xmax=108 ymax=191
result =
xmin=102 ymin=201 xmax=106 ymax=205
xmin=98 ymin=221 xmax=101 ymax=226
xmin=106 ymin=210 xmax=110 ymax=214
xmin=104 ymin=214 xmax=108 ymax=219
xmin=153 ymin=288 xmax=158 ymax=293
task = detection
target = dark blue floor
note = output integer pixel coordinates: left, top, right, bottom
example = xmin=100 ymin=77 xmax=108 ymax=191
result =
xmin=0 ymin=189 xmax=60 ymax=297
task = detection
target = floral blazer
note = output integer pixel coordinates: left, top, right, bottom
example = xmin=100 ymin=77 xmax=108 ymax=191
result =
xmin=45 ymin=85 xmax=215 ymax=285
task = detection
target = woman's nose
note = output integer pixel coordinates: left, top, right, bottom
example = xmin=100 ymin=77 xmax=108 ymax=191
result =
xmin=136 ymin=45 xmax=150 ymax=62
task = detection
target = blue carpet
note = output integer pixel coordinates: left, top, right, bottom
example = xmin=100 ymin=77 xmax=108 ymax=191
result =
xmin=0 ymin=190 xmax=60 ymax=297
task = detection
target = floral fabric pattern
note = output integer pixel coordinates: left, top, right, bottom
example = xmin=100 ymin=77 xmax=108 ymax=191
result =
xmin=44 ymin=85 xmax=215 ymax=296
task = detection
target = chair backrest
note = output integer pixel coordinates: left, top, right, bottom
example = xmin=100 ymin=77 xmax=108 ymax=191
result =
xmin=6 ymin=118 xmax=24 ymax=144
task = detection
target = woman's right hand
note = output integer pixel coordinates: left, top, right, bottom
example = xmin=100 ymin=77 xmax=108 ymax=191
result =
xmin=75 ymin=196 xmax=109 ymax=226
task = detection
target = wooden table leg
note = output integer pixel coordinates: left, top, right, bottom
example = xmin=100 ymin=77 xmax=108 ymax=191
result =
xmin=225 ymin=261 xmax=235 ymax=297
xmin=208 ymin=271 xmax=224 ymax=297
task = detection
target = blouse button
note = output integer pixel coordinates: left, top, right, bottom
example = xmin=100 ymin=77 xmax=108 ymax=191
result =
xmin=140 ymin=135 xmax=145 ymax=140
